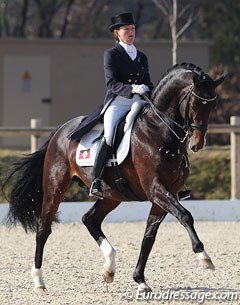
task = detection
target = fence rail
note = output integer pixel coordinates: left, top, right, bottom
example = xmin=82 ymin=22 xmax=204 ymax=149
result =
xmin=0 ymin=127 xmax=53 ymax=136
xmin=208 ymin=124 xmax=240 ymax=133
xmin=0 ymin=117 xmax=240 ymax=199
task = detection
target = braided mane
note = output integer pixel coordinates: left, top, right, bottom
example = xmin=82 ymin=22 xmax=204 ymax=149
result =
xmin=166 ymin=62 xmax=212 ymax=81
xmin=151 ymin=62 xmax=212 ymax=105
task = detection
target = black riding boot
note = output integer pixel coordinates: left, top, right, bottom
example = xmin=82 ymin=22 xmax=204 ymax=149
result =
xmin=89 ymin=137 xmax=111 ymax=199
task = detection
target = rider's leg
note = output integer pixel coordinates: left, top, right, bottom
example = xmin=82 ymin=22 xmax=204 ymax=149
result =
xmin=124 ymin=99 xmax=146 ymax=132
xmin=104 ymin=98 xmax=133 ymax=146
xmin=89 ymin=97 xmax=133 ymax=198
xmin=89 ymin=137 xmax=111 ymax=198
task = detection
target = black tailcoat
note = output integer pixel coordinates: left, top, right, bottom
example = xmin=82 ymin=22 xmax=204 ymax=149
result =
xmin=69 ymin=43 xmax=153 ymax=141
xmin=103 ymin=43 xmax=153 ymax=103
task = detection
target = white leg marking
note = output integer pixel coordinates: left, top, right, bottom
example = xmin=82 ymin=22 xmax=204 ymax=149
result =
xmin=137 ymin=282 xmax=152 ymax=293
xmin=197 ymin=250 xmax=215 ymax=269
xmin=99 ymin=238 xmax=116 ymax=273
xmin=31 ymin=264 xmax=46 ymax=289
xmin=197 ymin=250 xmax=210 ymax=261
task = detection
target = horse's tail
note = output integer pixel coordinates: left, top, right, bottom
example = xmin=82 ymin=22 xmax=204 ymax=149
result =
xmin=2 ymin=128 xmax=60 ymax=233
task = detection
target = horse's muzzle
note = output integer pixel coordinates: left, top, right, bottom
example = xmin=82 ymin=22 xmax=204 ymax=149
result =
xmin=190 ymin=143 xmax=201 ymax=152
xmin=189 ymin=127 xmax=207 ymax=152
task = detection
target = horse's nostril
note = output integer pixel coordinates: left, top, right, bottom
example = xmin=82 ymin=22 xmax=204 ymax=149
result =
xmin=191 ymin=145 xmax=198 ymax=152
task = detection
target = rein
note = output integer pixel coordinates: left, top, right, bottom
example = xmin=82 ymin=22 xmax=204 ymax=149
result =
xmin=143 ymin=84 xmax=217 ymax=143
xmin=143 ymin=92 xmax=190 ymax=143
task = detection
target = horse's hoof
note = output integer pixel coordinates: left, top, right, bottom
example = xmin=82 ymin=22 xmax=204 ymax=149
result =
xmin=34 ymin=286 xmax=46 ymax=294
xmin=198 ymin=258 xmax=215 ymax=270
xmin=137 ymin=283 xmax=152 ymax=293
xmin=101 ymin=268 xmax=115 ymax=283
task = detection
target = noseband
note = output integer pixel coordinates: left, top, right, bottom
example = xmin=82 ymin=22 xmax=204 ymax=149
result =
xmin=144 ymin=83 xmax=217 ymax=143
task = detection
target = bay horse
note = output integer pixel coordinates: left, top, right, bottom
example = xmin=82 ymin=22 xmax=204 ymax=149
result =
xmin=3 ymin=63 xmax=224 ymax=293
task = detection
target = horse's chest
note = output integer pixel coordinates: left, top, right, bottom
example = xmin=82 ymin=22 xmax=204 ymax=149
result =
xmin=158 ymin=146 xmax=189 ymax=175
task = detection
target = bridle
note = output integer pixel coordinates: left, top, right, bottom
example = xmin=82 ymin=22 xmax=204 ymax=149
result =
xmin=180 ymin=83 xmax=217 ymax=133
xmin=143 ymin=83 xmax=217 ymax=143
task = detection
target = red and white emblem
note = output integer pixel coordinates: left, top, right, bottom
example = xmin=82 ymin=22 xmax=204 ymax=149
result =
xmin=79 ymin=149 xmax=90 ymax=159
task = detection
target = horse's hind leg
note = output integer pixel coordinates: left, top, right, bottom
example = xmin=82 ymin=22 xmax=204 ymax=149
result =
xmin=133 ymin=204 xmax=167 ymax=292
xmin=82 ymin=198 xmax=121 ymax=283
xmin=31 ymin=163 xmax=72 ymax=292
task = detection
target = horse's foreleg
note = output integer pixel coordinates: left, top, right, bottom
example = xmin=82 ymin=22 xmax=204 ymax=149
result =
xmin=133 ymin=204 xmax=167 ymax=293
xmin=82 ymin=198 xmax=121 ymax=283
xmin=151 ymin=183 xmax=214 ymax=270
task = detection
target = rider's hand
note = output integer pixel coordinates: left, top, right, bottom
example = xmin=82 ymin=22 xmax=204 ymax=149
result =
xmin=132 ymin=84 xmax=150 ymax=95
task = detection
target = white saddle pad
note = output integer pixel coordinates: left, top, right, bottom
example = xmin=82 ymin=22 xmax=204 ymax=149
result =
xmin=76 ymin=122 xmax=133 ymax=167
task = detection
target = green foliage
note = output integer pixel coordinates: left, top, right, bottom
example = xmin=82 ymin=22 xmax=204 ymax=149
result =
xmin=0 ymin=147 xmax=231 ymax=202
xmin=187 ymin=146 xmax=230 ymax=199
xmin=63 ymin=181 xmax=92 ymax=202
xmin=0 ymin=156 xmax=18 ymax=202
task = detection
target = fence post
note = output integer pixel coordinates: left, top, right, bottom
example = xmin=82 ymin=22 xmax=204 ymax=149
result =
xmin=30 ymin=119 xmax=41 ymax=153
xmin=230 ymin=116 xmax=240 ymax=199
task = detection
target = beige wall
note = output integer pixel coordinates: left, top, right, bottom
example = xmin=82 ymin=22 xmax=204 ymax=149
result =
xmin=0 ymin=38 xmax=210 ymax=148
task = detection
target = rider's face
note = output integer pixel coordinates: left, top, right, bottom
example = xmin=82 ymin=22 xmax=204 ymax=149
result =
xmin=114 ymin=25 xmax=135 ymax=45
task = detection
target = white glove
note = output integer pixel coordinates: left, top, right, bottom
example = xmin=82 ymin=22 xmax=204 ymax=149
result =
xmin=131 ymin=84 xmax=150 ymax=95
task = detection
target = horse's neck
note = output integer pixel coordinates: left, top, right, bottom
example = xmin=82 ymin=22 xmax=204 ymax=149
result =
xmin=142 ymin=90 xmax=187 ymax=144
xmin=152 ymin=94 xmax=180 ymax=120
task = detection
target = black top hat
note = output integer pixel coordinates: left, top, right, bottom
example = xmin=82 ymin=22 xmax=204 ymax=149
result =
xmin=109 ymin=12 xmax=135 ymax=32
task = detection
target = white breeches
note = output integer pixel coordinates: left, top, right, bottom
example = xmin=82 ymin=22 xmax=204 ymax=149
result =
xmin=104 ymin=94 xmax=146 ymax=146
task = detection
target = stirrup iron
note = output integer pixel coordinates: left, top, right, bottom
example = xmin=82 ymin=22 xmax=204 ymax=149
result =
xmin=89 ymin=179 xmax=104 ymax=199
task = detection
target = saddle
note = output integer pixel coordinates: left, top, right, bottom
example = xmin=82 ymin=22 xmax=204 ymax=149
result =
xmin=76 ymin=100 xmax=146 ymax=167
xmin=76 ymin=100 xmax=147 ymax=200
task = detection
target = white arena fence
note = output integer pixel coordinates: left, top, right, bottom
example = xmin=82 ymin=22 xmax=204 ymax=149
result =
xmin=1 ymin=200 xmax=240 ymax=224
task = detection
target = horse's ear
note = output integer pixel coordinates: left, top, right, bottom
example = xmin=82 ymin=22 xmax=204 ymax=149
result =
xmin=213 ymin=75 xmax=226 ymax=88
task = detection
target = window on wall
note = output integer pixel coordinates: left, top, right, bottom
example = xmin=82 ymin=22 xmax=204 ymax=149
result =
xmin=22 ymin=70 xmax=32 ymax=92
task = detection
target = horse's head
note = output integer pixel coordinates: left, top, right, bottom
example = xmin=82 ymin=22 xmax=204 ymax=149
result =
xmin=150 ymin=63 xmax=225 ymax=152
xmin=179 ymin=73 xmax=225 ymax=152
